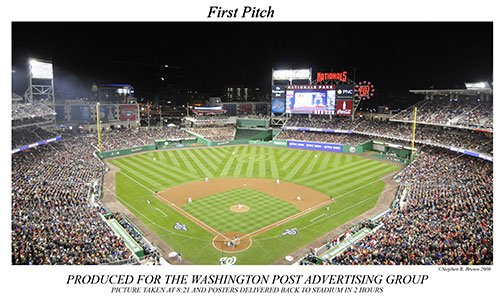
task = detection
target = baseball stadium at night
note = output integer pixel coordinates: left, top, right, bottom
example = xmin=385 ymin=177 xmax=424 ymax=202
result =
xmin=11 ymin=22 xmax=492 ymax=266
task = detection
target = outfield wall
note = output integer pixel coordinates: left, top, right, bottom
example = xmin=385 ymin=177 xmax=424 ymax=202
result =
xmin=101 ymin=145 xmax=157 ymax=158
xmin=249 ymin=139 xmax=288 ymax=147
xmin=287 ymin=140 xmax=364 ymax=154
xmin=99 ymin=137 xmax=398 ymax=163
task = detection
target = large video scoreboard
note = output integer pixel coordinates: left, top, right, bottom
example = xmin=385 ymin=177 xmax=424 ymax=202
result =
xmin=285 ymin=85 xmax=336 ymax=115
xmin=271 ymin=69 xmax=368 ymax=116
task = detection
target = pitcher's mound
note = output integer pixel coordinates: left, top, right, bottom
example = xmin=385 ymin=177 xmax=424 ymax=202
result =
xmin=230 ymin=204 xmax=250 ymax=213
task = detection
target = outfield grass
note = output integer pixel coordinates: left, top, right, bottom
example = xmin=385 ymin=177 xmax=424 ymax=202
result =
xmin=109 ymin=145 xmax=401 ymax=265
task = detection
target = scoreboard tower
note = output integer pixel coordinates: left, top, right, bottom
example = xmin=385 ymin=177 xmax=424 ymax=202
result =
xmin=271 ymin=68 xmax=374 ymax=125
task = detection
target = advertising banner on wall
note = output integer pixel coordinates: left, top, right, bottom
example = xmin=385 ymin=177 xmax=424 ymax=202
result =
xmin=287 ymin=140 xmax=343 ymax=152
xmin=55 ymin=105 xmax=65 ymax=122
xmin=272 ymin=85 xmax=286 ymax=99
xmin=70 ymin=105 xmax=91 ymax=121
xmin=271 ymin=99 xmax=286 ymax=113
xmin=282 ymin=126 xmax=353 ymax=134
xmin=335 ymin=100 xmax=353 ymax=115
xmin=100 ymin=105 xmax=116 ymax=120
xmin=119 ymin=105 xmax=137 ymax=121
xmin=335 ymin=84 xmax=355 ymax=100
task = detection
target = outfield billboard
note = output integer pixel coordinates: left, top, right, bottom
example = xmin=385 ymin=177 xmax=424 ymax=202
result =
xmin=119 ymin=105 xmax=137 ymax=121
xmin=335 ymin=84 xmax=355 ymax=100
xmin=55 ymin=105 xmax=65 ymax=122
xmin=271 ymin=99 xmax=286 ymax=113
xmin=70 ymin=105 xmax=91 ymax=121
xmin=272 ymin=85 xmax=286 ymax=100
xmin=282 ymin=126 xmax=353 ymax=134
xmin=335 ymin=100 xmax=353 ymax=115
xmin=100 ymin=105 xmax=116 ymax=120
xmin=287 ymin=140 xmax=343 ymax=152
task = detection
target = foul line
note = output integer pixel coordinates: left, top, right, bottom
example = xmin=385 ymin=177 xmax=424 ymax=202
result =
xmin=103 ymin=185 xmax=209 ymax=242
xmin=240 ymin=169 xmax=397 ymax=240
xmin=114 ymin=161 xmax=402 ymax=253
xmin=119 ymin=171 xmax=231 ymax=240
xmin=253 ymin=177 xmax=401 ymax=242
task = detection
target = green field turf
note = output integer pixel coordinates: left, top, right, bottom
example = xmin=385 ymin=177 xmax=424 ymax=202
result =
xmin=109 ymin=145 xmax=401 ymax=265
xmin=182 ymin=188 xmax=300 ymax=234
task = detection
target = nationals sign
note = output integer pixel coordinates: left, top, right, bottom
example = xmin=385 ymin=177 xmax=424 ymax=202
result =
xmin=317 ymin=71 xmax=348 ymax=83
xmin=355 ymin=81 xmax=375 ymax=100
xmin=335 ymin=100 xmax=353 ymax=115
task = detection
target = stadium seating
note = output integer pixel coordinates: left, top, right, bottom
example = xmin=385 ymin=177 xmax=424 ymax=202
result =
xmin=188 ymin=126 xmax=236 ymax=141
xmin=279 ymin=116 xmax=492 ymax=155
xmin=11 ymin=114 xmax=493 ymax=265
xmin=98 ymin=127 xmax=193 ymax=152
xmin=325 ymin=147 xmax=492 ymax=265
xmin=11 ymin=99 xmax=56 ymax=120
xmin=11 ymin=127 xmax=59 ymax=149
xmin=11 ymin=137 xmax=134 ymax=265
xmin=274 ymin=130 xmax=371 ymax=146
xmin=391 ymin=97 xmax=493 ymax=130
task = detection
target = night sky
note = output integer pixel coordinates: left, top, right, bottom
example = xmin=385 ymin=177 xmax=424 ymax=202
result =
xmin=11 ymin=22 xmax=493 ymax=108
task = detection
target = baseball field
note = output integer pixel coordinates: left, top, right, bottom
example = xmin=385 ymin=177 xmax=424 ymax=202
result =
xmin=106 ymin=144 xmax=401 ymax=265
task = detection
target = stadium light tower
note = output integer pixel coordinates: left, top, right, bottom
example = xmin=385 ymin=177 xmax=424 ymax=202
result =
xmin=24 ymin=58 xmax=55 ymax=106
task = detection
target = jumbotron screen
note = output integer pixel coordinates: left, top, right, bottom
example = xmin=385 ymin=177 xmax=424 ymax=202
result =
xmin=285 ymin=89 xmax=336 ymax=114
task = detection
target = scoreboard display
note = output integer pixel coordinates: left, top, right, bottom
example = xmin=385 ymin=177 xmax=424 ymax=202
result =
xmin=285 ymin=85 xmax=336 ymax=114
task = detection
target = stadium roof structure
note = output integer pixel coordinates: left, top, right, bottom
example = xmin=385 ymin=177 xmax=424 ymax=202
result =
xmin=410 ymin=81 xmax=493 ymax=96
xmin=409 ymin=88 xmax=493 ymax=96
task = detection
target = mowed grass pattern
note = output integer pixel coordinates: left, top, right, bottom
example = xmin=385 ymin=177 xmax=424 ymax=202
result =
xmin=182 ymin=188 xmax=300 ymax=234
xmin=110 ymin=145 xmax=401 ymax=264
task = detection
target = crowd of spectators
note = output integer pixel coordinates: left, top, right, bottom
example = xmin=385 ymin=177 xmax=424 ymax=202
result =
xmin=354 ymin=120 xmax=492 ymax=155
xmin=280 ymin=116 xmax=492 ymax=155
xmin=188 ymin=126 xmax=236 ymax=141
xmin=238 ymin=114 xmax=270 ymax=120
xmin=326 ymin=148 xmax=492 ymax=265
xmin=12 ymin=116 xmax=54 ymax=128
xmin=285 ymin=115 xmax=354 ymax=130
xmin=12 ymin=127 xmax=60 ymax=149
xmin=12 ymin=137 xmax=134 ymax=265
xmin=274 ymin=130 xmax=370 ymax=146
xmin=391 ymin=97 xmax=493 ymax=130
xmin=12 ymin=99 xmax=56 ymax=120
xmin=187 ymin=115 xmax=231 ymax=124
xmin=98 ymin=127 xmax=193 ymax=152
